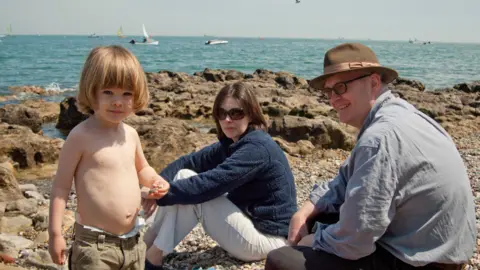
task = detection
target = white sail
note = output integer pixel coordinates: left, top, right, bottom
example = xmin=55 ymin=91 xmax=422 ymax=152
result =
xmin=142 ymin=24 xmax=149 ymax=39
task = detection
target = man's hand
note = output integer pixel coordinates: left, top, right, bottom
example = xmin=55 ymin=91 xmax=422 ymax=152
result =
xmin=141 ymin=198 xmax=157 ymax=219
xmin=297 ymin=233 xmax=315 ymax=247
xmin=48 ymin=234 xmax=67 ymax=265
xmin=288 ymin=212 xmax=310 ymax=246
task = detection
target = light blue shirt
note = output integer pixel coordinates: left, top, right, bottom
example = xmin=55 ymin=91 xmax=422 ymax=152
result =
xmin=309 ymin=90 xmax=476 ymax=266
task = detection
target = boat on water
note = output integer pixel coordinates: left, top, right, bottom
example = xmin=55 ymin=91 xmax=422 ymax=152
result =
xmin=129 ymin=24 xmax=158 ymax=45
xmin=409 ymin=38 xmax=431 ymax=45
xmin=117 ymin=26 xmax=126 ymax=38
xmin=88 ymin=33 xmax=100 ymax=38
xmin=2 ymin=24 xmax=12 ymax=37
xmin=205 ymin=39 xmax=228 ymax=45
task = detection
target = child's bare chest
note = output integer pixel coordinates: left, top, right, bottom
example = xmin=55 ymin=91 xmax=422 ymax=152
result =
xmin=83 ymin=139 xmax=136 ymax=169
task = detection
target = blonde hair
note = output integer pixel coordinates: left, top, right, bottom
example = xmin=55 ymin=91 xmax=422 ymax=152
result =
xmin=76 ymin=45 xmax=149 ymax=114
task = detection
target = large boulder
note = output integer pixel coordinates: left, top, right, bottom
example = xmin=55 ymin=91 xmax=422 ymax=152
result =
xmin=269 ymin=116 xmax=356 ymax=150
xmin=0 ymin=123 xmax=62 ymax=169
xmin=131 ymin=118 xmax=217 ymax=172
xmin=21 ymin=99 xmax=60 ymax=123
xmin=453 ymin=81 xmax=480 ymax=93
xmin=0 ymin=104 xmax=42 ymax=133
xmin=55 ymin=97 xmax=88 ymax=131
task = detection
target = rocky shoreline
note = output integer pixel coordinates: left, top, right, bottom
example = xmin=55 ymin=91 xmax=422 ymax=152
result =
xmin=0 ymin=69 xmax=479 ymax=269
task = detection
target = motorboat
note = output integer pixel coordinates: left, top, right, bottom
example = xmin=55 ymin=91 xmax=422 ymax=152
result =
xmin=205 ymin=39 xmax=228 ymax=45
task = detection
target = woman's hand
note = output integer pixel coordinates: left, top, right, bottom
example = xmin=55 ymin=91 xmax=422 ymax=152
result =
xmin=142 ymin=179 xmax=170 ymax=200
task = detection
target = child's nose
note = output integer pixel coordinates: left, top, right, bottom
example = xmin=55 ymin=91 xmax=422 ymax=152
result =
xmin=112 ymin=98 xmax=123 ymax=107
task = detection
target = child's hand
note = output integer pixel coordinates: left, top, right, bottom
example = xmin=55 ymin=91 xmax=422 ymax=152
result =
xmin=48 ymin=234 xmax=67 ymax=265
xmin=143 ymin=178 xmax=170 ymax=200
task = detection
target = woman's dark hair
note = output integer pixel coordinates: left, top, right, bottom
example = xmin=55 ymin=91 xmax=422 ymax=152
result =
xmin=212 ymin=82 xmax=268 ymax=139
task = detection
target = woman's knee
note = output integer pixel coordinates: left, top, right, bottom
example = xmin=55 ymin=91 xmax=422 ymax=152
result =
xmin=173 ymin=169 xmax=197 ymax=181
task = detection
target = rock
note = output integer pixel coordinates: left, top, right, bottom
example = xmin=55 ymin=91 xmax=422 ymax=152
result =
xmin=274 ymin=138 xmax=315 ymax=157
xmin=225 ymin=70 xmax=245 ymax=81
xmin=25 ymin=249 xmax=58 ymax=270
xmin=0 ymin=162 xmax=23 ymax=203
xmin=55 ymin=97 xmax=88 ymax=131
xmin=24 ymin=191 xmax=45 ymax=202
xmin=454 ymin=81 xmax=480 ymax=93
xmin=19 ymin=184 xmax=37 ymax=193
xmin=0 ymin=216 xmax=32 ymax=234
xmin=8 ymin=85 xmax=47 ymax=95
xmin=0 ymin=104 xmax=42 ymax=133
xmin=0 ymin=123 xmax=63 ymax=169
xmin=269 ymin=116 xmax=356 ymax=150
xmin=21 ymin=99 xmax=60 ymax=123
xmin=136 ymin=118 xmax=217 ymax=172
xmin=0 ymin=253 xmax=16 ymax=264
xmin=202 ymin=68 xmax=225 ymax=82
xmin=0 ymin=203 xmax=5 ymax=219
xmin=253 ymin=69 xmax=275 ymax=80
xmin=32 ymin=210 xmax=49 ymax=231
xmin=0 ymin=233 xmax=34 ymax=258
xmin=34 ymin=231 xmax=49 ymax=244
xmin=391 ymin=77 xmax=425 ymax=91
xmin=5 ymin=198 xmax=38 ymax=216
xmin=275 ymin=72 xmax=296 ymax=90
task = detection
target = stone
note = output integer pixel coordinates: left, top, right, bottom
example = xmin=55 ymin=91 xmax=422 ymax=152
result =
xmin=19 ymin=184 xmax=37 ymax=193
xmin=0 ymin=216 xmax=32 ymax=234
xmin=0 ymin=233 xmax=34 ymax=258
xmin=0 ymin=162 xmax=23 ymax=203
xmin=25 ymin=249 xmax=58 ymax=270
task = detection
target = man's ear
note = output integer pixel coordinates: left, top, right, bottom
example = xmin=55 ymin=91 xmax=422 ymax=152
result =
xmin=371 ymin=73 xmax=383 ymax=96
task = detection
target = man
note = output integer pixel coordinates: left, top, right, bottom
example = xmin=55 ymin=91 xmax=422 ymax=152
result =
xmin=265 ymin=43 xmax=476 ymax=270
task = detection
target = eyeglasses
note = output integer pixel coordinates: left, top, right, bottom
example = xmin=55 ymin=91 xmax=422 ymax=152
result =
xmin=217 ymin=108 xmax=245 ymax=120
xmin=321 ymin=73 xmax=372 ymax=96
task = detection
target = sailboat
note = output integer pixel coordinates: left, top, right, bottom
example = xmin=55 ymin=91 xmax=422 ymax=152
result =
xmin=117 ymin=26 xmax=126 ymax=38
xmin=3 ymin=24 xmax=12 ymax=37
xmin=129 ymin=24 xmax=158 ymax=45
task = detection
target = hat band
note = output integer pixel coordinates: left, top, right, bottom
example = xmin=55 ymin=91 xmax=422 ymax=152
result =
xmin=324 ymin=62 xmax=381 ymax=74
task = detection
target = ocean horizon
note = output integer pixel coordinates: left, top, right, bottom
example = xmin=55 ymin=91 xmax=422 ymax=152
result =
xmin=1 ymin=35 xmax=479 ymax=105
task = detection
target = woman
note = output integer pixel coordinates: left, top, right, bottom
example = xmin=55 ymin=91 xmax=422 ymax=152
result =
xmin=142 ymin=82 xmax=297 ymax=269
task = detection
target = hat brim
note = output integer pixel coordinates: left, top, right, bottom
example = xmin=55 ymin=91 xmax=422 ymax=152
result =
xmin=309 ymin=66 xmax=399 ymax=90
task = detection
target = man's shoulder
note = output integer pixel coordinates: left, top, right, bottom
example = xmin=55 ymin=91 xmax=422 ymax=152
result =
xmin=357 ymin=120 xmax=395 ymax=148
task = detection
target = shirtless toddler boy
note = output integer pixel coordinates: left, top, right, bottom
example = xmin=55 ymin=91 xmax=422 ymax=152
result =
xmin=48 ymin=45 xmax=169 ymax=270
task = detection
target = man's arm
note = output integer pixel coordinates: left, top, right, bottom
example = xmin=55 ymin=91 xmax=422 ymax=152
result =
xmin=289 ymin=155 xmax=351 ymax=245
xmin=313 ymin=144 xmax=397 ymax=260
xmin=309 ymin=156 xmax=350 ymax=214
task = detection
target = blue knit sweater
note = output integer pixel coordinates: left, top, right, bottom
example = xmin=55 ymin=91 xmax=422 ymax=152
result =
xmin=156 ymin=128 xmax=297 ymax=237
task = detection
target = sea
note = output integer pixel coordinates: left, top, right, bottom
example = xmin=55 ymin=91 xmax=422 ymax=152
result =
xmin=0 ymin=35 xmax=479 ymax=105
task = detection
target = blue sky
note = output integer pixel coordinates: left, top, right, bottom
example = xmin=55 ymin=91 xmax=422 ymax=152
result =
xmin=1 ymin=0 xmax=479 ymax=43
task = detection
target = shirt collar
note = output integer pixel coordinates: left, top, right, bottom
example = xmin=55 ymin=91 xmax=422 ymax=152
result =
xmin=357 ymin=90 xmax=395 ymax=140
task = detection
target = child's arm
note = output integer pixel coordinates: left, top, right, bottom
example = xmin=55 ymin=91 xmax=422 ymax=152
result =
xmin=48 ymin=128 xmax=83 ymax=264
xmin=133 ymin=129 xmax=169 ymax=198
